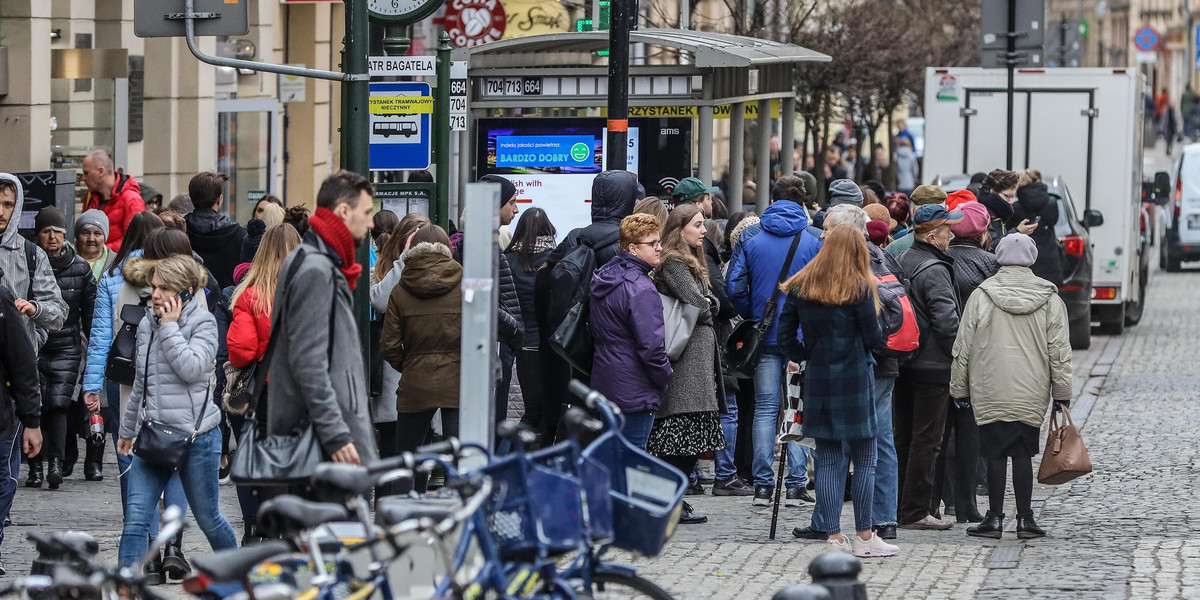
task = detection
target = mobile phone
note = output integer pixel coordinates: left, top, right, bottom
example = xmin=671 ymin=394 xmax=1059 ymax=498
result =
xmin=174 ymin=289 xmax=194 ymax=304
xmin=1032 ymin=216 xmax=1042 ymax=224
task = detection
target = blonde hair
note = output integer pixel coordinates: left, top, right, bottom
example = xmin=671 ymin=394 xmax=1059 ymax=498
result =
xmin=151 ymin=254 xmax=208 ymax=294
xmin=260 ymin=203 xmax=286 ymax=230
xmin=619 ymin=213 xmax=660 ymax=250
xmin=659 ymin=204 xmax=708 ymax=282
xmin=782 ymin=224 xmax=878 ymax=309
xmin=231 ymin=224 xmax=302 ymax=317
xmin=633 ymin=197 xmax=669 ymax=226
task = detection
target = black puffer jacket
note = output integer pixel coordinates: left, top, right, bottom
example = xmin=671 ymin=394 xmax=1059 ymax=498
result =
xmin=705 ymin=237 xmax=738 ymax=394
xmin=505 ymin=247 xmax=553 ymax=348
xmin=1008 ymin=183 xmax=1064 ymax=286
xmin=497 ymin=252 xmax=523 ymax=350
xmin=548 ymin=170 xmax=639 ymax=268
xmin=897 ymin=241 xmax=961 ymax=384
xmin=38 ymin=246 xmax=96 ymax=410
xmin=946 ymin=238 xmax=999 ymax=307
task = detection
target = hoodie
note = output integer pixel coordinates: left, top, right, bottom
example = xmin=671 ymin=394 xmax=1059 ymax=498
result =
xmin=185 ymin=209 xmax=248 ymax=289
xmin=548 ymin=170 xmax=639 ymax=269
xmin=589 ymin=252 xmax=672 ymax=413
xmin=951 ymin=266 xmax=1073 ymax=428
xmin=83 ymin=172 xmax=144 ymax=252
xmin=0 ymin=173 xmax=67 ymax=349
xmin=725 ymin=199 xmax=823 ymax=347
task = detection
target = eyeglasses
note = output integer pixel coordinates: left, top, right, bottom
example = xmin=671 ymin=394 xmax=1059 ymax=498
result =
xmin=999 ymin=191 xmax=1015 ymax=201
xmin=634 ymin=239 xmax=662 ymax=248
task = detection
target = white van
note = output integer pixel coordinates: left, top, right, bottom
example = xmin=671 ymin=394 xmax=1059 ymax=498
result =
xmin=1163 ymin=144 xmax=1200 ymax=270
xmin=922 ymin=67 xmax=1146 ymax=335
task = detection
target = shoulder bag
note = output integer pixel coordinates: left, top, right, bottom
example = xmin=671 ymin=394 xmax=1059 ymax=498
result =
xmin=230 ymin=248 xmax=328 ymax=486
xmin=725 ymin=232 xmax=806 ymax=379
xmin=131 ymin=330 xmax=211 ymax=471
xmin=106 ymin=302 xmax=147 ymax=386
xmin=659 ymin=293 xmax=701 ymax=362
xmin=1037 ymin=405 xmax=1093 ymax=485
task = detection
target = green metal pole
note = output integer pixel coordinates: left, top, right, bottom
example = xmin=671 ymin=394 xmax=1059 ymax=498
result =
xmin=434 ymin=31 xmax=452 ymax=231
xmin=341 ymin=0 xmax=372 ymax=377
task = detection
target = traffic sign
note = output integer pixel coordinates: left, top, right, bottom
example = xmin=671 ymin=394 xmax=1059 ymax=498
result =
xmin=134 ymin=0 xmax=250 ymax=38
xmin=1134 ymin=25 xmax=1160 ymax=52
xmin=369 ymin=82 xmax=432 ymax=171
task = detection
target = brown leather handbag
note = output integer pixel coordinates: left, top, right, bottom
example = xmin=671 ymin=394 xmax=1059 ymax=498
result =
xmin=1037 ymin=405 xmax=1093 ymax=485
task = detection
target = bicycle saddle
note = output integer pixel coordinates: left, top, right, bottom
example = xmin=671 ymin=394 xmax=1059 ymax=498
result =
xmin=258 ymin=496 xmax=350 ymax=538
xmin=310 ymin=463 xmax=375 ymax=501
xmin=375 ymin=497 xmax=460 ymax=527
xmin=190 ymin=541 xmax=292 ymax=583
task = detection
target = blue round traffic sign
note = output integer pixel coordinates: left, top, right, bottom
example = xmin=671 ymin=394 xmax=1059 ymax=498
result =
xmin=1134 ymin=25 xmax=1160 ymax=52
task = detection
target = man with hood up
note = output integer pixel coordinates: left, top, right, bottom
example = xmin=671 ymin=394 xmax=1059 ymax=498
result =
xmin=81 ymin=150 xmax=145 ymax=252
xmin=184 ymin=172 xmax=247 ymax=289
xmin=0 ymin=174 xmax=66 ymax=349
xmin=726 ymin=174 xmax=823 ymax=511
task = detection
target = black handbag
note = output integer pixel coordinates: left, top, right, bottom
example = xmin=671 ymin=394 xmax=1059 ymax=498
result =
xmin=549 ymin=297 xmax=594 ymax=375
xmin=725 ymin=232 xmax=806 ymax=379
xmin=106 ymin=303 xmax=146 ymax=386
xmin=131 ymin=330 xmax=211 ymax=471
xmin=231 ymin=248 xmax=328 ymax=486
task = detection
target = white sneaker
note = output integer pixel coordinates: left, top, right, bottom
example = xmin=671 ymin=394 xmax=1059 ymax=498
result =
xmin=851 ymin=532 xmax=899 ymax=558
xmin=825 ymin=535 xmax=852 ymax=553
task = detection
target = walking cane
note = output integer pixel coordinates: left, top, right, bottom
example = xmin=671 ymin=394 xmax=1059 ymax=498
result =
xmin=769 ymin=441 xmax=787 ymax=540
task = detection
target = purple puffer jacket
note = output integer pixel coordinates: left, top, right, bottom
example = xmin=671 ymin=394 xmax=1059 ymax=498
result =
xmin=589 ymin=252 xmax=673 ymax=413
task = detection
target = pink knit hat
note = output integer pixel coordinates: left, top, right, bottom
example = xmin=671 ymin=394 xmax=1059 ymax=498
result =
xmin=949 ymin=201 xmax=990 ymax=239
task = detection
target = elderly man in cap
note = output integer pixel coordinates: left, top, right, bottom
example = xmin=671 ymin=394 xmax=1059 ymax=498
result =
xmin=894 ymin=204 xmax=964 ymax=531
xmin=886 ymin=184 xmax=948 ymax=256
xmin=74 ymin=209 xmax=113 ymax=281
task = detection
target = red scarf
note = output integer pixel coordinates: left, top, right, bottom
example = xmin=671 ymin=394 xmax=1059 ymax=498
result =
xmin=308 ymin=207 xmax=363 ymax=290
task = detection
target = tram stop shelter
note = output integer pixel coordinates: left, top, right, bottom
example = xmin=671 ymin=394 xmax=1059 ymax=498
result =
xmin=454 ymin=29 xmax=831 ymax=212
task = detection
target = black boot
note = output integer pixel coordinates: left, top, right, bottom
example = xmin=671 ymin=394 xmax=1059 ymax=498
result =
xmin=161 ymin=531 xmax=191 ymax=580
xmin=241 ymin=519 xmax=261 ymax=547
xmin=966 ymin=511 xmax=1004 ymax=539
xmin=24 ymin=458 xmax=43 ymax=488
xmin=678 ymin=501 xmax=707 ymax=524
xmin=1015 ymin=512 xmax=1046 ymax=539
xmin=84 ymin=444 xmax=103 ymax=482
xmin=47 ymin=458 xmax=63 ymax=489
xmin=63 ymin=436 xmax=77 ymax=478
xmin=144 ymin=537 xmax=165 ymax=586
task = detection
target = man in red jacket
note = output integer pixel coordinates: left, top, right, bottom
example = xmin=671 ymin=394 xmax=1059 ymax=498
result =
xmin=81 ymin=150 xmax=145 ymax=252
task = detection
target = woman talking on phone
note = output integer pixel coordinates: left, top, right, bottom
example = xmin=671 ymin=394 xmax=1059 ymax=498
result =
xmin=116 ymin=254 xmax=237 ymax=567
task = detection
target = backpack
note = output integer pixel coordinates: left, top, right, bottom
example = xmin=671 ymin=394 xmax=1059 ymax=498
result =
xmin=873 ymin=272 xmax=920 ymax=360
xmin=105 ymin=299 xmax=148 ymax=386
xmin=545 ymin=230 xmax=619 ymax=332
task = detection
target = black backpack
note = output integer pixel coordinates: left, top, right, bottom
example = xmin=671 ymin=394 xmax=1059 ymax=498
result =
xmin=544 ymin=230 xmax=619 ymax=332
xmin=106 ymin=300 xmax=147 ymax=386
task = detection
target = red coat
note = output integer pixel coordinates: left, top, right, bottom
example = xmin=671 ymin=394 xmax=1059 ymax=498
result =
xmin=83 ymin=173 xmax=145 ymax=252
xmin=227 ymin=286 xmax=271 ymax=368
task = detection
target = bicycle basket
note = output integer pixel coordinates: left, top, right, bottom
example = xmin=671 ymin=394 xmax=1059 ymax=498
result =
xmin=529 ymin=441 xmax=615 ymax=543
xmin=582 ymin=431 xmax=687 ymax=557
xmin=481 ymin=453 xmax=586 ymax=560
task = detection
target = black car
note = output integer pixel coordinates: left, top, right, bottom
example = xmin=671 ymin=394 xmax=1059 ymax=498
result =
xmin=935 ymin=175 xmax=1095 ymax=349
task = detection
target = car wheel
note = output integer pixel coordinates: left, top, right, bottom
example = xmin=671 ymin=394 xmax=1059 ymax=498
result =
xmin=1069 ymin=316 xmax=1092 ymax=350
xmin=1166 ymin=253 xmax=1182 ymax=272
xmin=1160 ymin=245 xmax=1168 ymax=269
xmin=1098 ymin=303 xmax=1126 ymax=336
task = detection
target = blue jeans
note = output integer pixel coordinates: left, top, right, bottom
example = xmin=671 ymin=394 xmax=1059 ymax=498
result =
xmin=871 ymin=376 xmax=898 ymax=526
xmin=106 ymin=384 xmax=189 ymax=537
xmin=118 ymin=428 xmax=236 ymax=566
xmin=813 ymin=438 xmax=877 ymax=535
xmin=0 ymin=424 xmax=22 ymax=549
xmin=752 ymin=353 xmax=808 ymax=489
xmin=715 ymin=393 xmax=739 ymax=481
xmin=621 ymin=411 xmax=655 ymax=451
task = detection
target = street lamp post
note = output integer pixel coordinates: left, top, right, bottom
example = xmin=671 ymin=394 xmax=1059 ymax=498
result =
xmin=341 ymin=0 xmax=373 ymax=376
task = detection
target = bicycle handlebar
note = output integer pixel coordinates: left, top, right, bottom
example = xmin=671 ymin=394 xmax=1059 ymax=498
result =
xmin=568 ymin=379 xmax=621 ymax=429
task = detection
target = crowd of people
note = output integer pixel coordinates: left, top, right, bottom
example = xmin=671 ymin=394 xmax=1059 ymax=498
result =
xmin=0 ymin=143 xmax=1077 ymax=579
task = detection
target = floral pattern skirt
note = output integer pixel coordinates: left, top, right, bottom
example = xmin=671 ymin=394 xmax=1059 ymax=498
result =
xmin=646 ymin=411 xmax=726 ymax=457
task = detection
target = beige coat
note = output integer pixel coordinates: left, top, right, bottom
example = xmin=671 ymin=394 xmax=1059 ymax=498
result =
xmin=950 ymin=266 xmax=1073 ymax=428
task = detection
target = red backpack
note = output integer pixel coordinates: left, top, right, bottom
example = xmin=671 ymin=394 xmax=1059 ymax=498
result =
xmin=873 ymin=272 xmax=920 ymax=359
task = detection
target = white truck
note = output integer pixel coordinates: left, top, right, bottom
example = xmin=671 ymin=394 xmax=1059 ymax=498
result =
xmin=922 ymin=67 xmax=1147 ymax=335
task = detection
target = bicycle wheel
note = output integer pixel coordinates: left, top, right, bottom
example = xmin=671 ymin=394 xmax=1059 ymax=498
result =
xmin=576 ymin=572 xmax=676 ymax=600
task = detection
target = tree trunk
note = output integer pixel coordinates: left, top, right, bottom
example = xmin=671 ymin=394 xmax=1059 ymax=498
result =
xmin=886 ymin=112 xmax=894 ymax=156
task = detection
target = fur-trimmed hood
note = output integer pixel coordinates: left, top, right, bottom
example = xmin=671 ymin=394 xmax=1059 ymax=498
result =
xmin=399 ymin=242 xmax=461 ymax=299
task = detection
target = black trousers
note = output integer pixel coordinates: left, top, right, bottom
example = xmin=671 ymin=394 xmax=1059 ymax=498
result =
xmin=893 ymin=378 xmax=950 ymax=525
xmin=931 ymin=402 xmax=980 ymax=518
xmin=40 ymin=407 xmax=71 ymax=461
xmin=496 ymin=348 xmax=515 ymax=424
xmin=515 ymin=349 xmax=549 ymax=434
xmin=391 ymin=408 xmax=460 ymax=495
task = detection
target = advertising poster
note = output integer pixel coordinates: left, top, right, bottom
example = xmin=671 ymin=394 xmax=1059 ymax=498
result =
xmin=477 ymin=117 xmax=691 ymax=240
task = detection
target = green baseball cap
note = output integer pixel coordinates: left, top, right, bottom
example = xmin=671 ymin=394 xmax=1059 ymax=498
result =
xmin=671 ymin=177 xmax=719 ymax=202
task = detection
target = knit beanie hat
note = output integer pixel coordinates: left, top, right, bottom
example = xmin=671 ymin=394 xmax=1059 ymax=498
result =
xmin=74 ymin=209 xmax=110 ymax=240
xmin=910 ymin=184 xmax=948 ymax=206
xmin=35 ymin=206 xmax=67 ymax=233
xmin=241 ymin=219 xmax=266 ymax=263
xmin=945 ymin=189 xmax=977 ymax=211
xmin=995 ymin=233 xmax=1038 ymax=267
xmin=827 ymin=179 xmax=864 ymax=207
xmin=480 ymin=175 xmax=517 ymax=206
xmin=866 ymin=220 xmax=890 ymax=246
xmin=233 ymin=262 xmax=252 ymax=285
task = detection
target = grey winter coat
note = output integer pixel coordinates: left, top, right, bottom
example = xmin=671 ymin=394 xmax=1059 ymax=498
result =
xmin=118 ymin=293 xmax=221 ymax=440
xmin=264 ymin=231 xmax=378 ymax=463
xmin=369 ymin=260 xmax=403 ymax=424
xmin=654 ymin=256 xmax=722 ymax=419
xmin=0 ymin=173 xmax=67 ymax=348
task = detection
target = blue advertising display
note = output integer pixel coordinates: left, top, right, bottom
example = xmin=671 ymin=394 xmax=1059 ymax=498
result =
xmin=495 ymin=135 xmax=595 ymax=168
xmin=368 ymin=82 xmax=432 ymax=171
